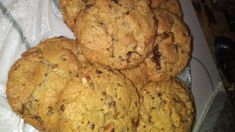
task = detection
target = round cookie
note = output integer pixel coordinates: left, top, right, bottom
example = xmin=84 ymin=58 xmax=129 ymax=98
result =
xmin=151 ymin=0 xmax=182 ymax=17
xmin=74 ymin=0 xmax=156 ymax=69
xmin=60 ymin=0 xmax=95 ymax=31
xmin=137 ymin=80 xmax=195 ymax=132
xmin=7 ymin=37 xmax=80 ymax=130
xmin=57 ymin=64 xmax=139 ymax=131
xmin=143 ymin=9 xmax=191 ymax=82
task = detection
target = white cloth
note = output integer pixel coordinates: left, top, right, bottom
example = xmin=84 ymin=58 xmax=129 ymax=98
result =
xmin=0 ymin=0 xmax=73 ymax=131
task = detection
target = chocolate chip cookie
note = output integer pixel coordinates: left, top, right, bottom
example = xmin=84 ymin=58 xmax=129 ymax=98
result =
xmin=137 ymin=79 xmax=195 ymax=132
xmin=74 ymin=0 xmax=156 ymax=69
xmin=57 ymin=64 xmax=139 ymax=131
xmin=7 ymin=37 xmax=80 ymax=130
xmin=143 ymin=9 xmax=191 ymax=82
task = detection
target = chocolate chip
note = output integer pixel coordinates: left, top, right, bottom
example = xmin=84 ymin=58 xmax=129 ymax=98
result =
xmin=32 ymin=115 xmax=42 ymax=120
xmin=14 ymin=65 xmax=20 ymax=70
xmin=182 ymin=118 xmax=189 ymax=123
xmin=146 ymin=91 xmax=150 ymax=94
xmin=173 ymin=97 xmax=180 ymax=103
xmin=85 ymin=75 xmax=91 ymax=80
xmin=162 ymin=32 xmax=170 ymax=39
xmin=107 ymin=101 xmax=116 ymax=108
xmin=88 ymin=122 xmax=95 ymax=130
xmin=173 ymin=44 xmax=179 ymax=53
xmin=86 ymin=4 xmax=93 ymax=9
xmin=131 ymin=118 xmax=138 ymax=128
xmin=148 ymin=116 xmax=152 ymax=122
xmin=151 ymin=106 xmax=156 ymax=110
xmin=102 ymin=91 xmax=107 ymax=96
xmin=117 ymin=83 xmax=122 ymax=86
xmin=95 ymin=69 xmax=103 ymax=74
xmin=111 ymin=128 xmax=115 ymax=132
xmin=126 ymin=51 xmax=133 ymax=63
xmin=60 ymin=104 xmax=65 ymax=112
xmin=127 ymin=51 xmax=132 ymax=57
xmin=20 ymin=104 xmax=25 ymax=115
xmin=158 ymin=93 xmax=162 ymax=97
xmin=152 ymin=45 xmax=161 ymax=69
xmin=47 ymin=106 xmax=53 ymax=115
xmin=112 ymin=0 xmax=119 ymax=4
xmin=99 ymin=22 xmax=104 ymax=26
xmin=51 ymin=64 xmax=58 ymax=69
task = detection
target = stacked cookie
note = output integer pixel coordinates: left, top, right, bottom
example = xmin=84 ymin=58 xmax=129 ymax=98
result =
xmin=6 ymin=0 xmax=195 ymax=131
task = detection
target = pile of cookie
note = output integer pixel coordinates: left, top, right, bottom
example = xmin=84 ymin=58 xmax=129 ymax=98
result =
xmin=6 ymin=0 xmax=195 ymax=131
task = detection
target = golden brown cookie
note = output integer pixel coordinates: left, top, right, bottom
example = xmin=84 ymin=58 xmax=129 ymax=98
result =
xmin=143 ymin=9 xmax=191 ymax=82
xmin=137 ymin=79 xmax=195 ymax=132
xmin=60 ymin=0 xmax=95 ymax=31
xmin=74 ymin=0 xmax=156 ymax=69
xmin=151 ymin=0 xmax=182 ymax=17
xmin=57 ymin=64 xmax=139 ymax=131
xmin=7 ymin=37 xmax=80 ymax=130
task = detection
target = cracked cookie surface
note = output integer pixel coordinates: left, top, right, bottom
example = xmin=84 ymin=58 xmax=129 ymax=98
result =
xmin=137 ymin=79 xmax=195 ymax=132
xmin=143 ymin=9 xmax=191 ymax=82
xmin=57 ymin=64 xmax=139 ymax=132
xmin=6 ymin=37 xmax=80 ymax=131
xmin=74 ymin=0 xmax=156 ymax=69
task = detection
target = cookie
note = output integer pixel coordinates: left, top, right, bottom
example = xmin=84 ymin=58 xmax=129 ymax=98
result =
xmin=7 ymin=37 xmax=80 ymax=130
xmin=143 ymin=9 xmax=191 ymax=82
xmin=57 ymin=64 xmax=139 ymax=131
xmin=74 ymin=0 xmax=156 ymax=69
xmin=137 ymin=79 xmax=195 ymax=132
xmin=60 ymin=0 xmax=95 ymax=31
xmin=151 ymin=0 xmax=182 ymax=17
